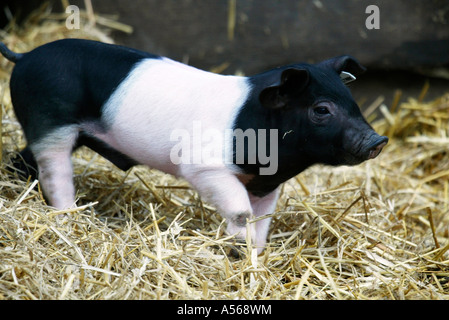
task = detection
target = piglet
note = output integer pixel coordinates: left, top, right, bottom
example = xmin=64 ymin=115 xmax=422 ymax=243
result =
xmin=0 ymin=39 xmax=387 ymax=254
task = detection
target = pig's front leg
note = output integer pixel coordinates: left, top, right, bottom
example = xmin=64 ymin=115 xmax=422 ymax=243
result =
xmin=183 ymin=169 xmax=255 ymax=244
xmin=249 ymin=189 xmax=280 ymax=254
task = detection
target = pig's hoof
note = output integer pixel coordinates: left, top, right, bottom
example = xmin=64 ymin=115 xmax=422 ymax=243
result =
xmin=231 ymin=211 xmax=252 ymax=227
xmin=228 ymin=244 xmax=246 ymax=259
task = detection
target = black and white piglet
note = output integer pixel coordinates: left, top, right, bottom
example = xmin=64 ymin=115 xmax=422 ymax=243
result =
xmin=0 ymin=39 xmax=387 ymax=253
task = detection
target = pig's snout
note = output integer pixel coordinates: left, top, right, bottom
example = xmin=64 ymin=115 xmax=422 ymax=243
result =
xmin=367 ymin=136 xmax=388 ymax=160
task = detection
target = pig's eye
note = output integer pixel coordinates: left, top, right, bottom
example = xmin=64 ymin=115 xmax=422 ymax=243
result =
xmin=314 ymin=106 xmax=330 ymax=115
xmin=310 ymin=103 xmax=334 ymax=124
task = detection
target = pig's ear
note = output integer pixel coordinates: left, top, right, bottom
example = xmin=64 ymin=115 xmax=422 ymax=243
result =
xmin=259 ymin=68 xmax=309 ymax=109
xmin=320 ymin=55 xmax=366 ymax=77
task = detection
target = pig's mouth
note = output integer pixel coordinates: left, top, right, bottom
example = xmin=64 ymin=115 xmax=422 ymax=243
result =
xmin=344 ymin=135 xmax=388 ymax=165
xmin=366 ymin=136 xmax=389 ymax=160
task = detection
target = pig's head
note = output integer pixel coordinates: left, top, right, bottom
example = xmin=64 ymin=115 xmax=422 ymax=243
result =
xmin=256 ymin=55 xmax=388 ymax=170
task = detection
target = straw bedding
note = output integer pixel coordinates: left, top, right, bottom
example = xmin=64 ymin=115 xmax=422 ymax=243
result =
xmin=0 ymin=4 xmax=448 ymax=300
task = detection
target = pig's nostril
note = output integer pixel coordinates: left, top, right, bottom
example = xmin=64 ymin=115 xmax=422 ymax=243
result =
xmin=368 ymin=137 xmax=388 ymax=159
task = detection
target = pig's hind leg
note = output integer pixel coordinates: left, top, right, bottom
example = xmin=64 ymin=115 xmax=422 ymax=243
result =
xmin=30 ymin=125 xmax=79 ymax=209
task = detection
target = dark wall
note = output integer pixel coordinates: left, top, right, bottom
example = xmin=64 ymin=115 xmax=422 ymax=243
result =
xmin=67 ymin=0 xmax=449 ymax=76
xmin=3 ymin=0 xmax=449 ymax=75
xmin=0 ymin=0 xmax=44 ymax=27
